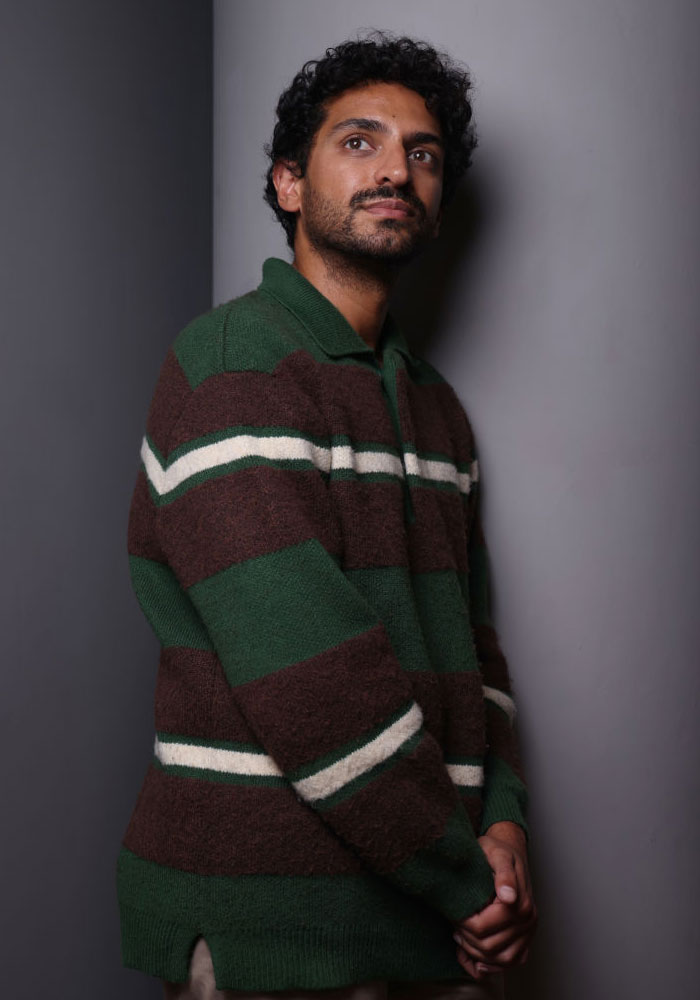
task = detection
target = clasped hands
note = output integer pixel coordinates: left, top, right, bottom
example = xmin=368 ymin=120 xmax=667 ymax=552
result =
xmin=453 ymin=821 xmax=537 ymax=981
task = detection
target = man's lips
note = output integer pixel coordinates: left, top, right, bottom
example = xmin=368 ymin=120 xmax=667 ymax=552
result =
xmin=360 ymin=199 xmax=415 ymax=218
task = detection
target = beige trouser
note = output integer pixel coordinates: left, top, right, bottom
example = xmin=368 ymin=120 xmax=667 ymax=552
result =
xmin=162 ymin=938 xmax=505 ymax=1000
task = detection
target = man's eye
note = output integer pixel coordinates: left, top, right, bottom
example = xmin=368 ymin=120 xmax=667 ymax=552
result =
xmin=344 ymin=136 xmax=371 ymax=150
xmin=409 ymin=149 xmax=435 ymax=163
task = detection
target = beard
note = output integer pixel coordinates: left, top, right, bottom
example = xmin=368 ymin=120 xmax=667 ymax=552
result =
xmin=300 ymin=182 xmax=436 ymax=266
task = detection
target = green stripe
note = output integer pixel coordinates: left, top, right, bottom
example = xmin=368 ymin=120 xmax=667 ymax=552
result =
xmin=188 ymin=538 xmax=382 ymax=684
xmin=407 ymin=358 xmax=448 ymax=386
xmin=172 ymin=306 xmax=227 ymax=389
xmin=411 ymin=570 xmax=481 ymax=674
xmin=343 ymin=567 xmax=480 ymax=675
xmin=326 ymin=468 xmax=403 ymax=485
xmin=117 ymin=845 xmax=454 ymax=928
xmin=152 ymin=757 xmax=287 ymax=788
xmin=404 ymin=474 xmax=461 ymax=494
xmin=458 ymin=786 xmax=484 ymax=799
xmin=144 ymin=433 xmax=167 ymax=468
xmin=129 ymin=556 xmax=213 ymax=650
xmin=342 ymin=566 xmax=433 ymax=673
xmin=288 ymin=700 xmax=416 ymax=783
xmin=327 ymin=434 xmax=401 ymax=457
xmin=313 ymin=729 xmax=424 ymax=813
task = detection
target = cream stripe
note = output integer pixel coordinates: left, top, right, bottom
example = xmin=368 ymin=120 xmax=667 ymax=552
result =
xmin=154 ymin=736 xmax=283 ymax=777
xmin=330 ymin=444 xmax=405 ymax=478
xmin=404 ymin=453 xmax=477 ymax=494
xmin=293 ymin=703 xmax=424 ymax=803
xmin=483 ymin=686 xmax=517 ymax=724
xmin=142 ymin=434 xmax=477 ymax=498
xmin=446 ymin=763 xmax=485 ymax=787
xmin=142 ymin=434 xmax=332 ymax=496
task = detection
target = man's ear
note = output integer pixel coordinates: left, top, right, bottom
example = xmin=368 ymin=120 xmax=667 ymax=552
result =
xmin=432 ymin=207 xmax=442 ymax=239
xmin=272 ymin=160 xmax=302 ymax=214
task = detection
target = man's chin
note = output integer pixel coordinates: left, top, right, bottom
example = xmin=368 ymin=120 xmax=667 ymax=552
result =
xmin=351 ymin=236 xmax=429 ymax=265
xmin=306 ymin=220 xmax=430 ymax=267
xmin=343 ymin=226 xmax=430 ymax=264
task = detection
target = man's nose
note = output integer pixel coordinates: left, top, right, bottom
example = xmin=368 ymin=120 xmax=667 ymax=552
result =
xmin=373 ymin=143 xmax=410 ymax=187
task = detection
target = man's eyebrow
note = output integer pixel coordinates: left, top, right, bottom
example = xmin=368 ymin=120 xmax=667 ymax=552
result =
xmin=327 ymin=118 xmax=444 ymax=149
xmin=328 ymin=117 xmax=389 ymax=136
xmin=407 ymin=131 xmax=444 ymax=149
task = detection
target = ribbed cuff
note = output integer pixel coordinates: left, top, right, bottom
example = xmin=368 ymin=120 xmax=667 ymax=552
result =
xmin=478 ymin=757 xmax=529 ymax=841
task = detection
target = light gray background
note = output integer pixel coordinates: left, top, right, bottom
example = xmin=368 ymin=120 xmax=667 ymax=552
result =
xmin=2 ymin=1 xmax=699 ymax=998
xmin=1 ymin=2 xmax=211 ymax=997
xmin=214 ymin=2 xmax=700 ymax=999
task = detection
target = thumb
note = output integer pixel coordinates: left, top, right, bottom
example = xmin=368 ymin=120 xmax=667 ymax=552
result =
xmin=491 ymin=849 xmax=517 ymax=904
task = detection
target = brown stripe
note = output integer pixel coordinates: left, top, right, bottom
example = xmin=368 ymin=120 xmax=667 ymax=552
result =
xmin=330 ymin=480 xmax=468 ymax=573
xmin=323 ymin=735 xmax=458 ymax=872
xmin=234 ymin=625 xmax=413 ymax=772
xmin=473 ymin=624 xmax=512 ymax=692
xmin=485 ymin=705 xmax=525 ymax=780
xmin=439 ymin=672 xmax=487 ymax=758
xmin=154 ymin=648 xmax=258 ymax=744
xmin=146 ymin=349 xmax=193 ymax=458
xmin=167 ymin=358 xmax=328 ymax=454
xmin=123 ymin=765 xmax=364 ymax=875
xmin=408 ymin=671 xmax=444 ymax=743
xmin=406 ymin=489 xmax=468 ymax=573
xmin=310 ymin=359 xmax=397 ymax=445
xmin=127 ymin=468 xmax=164 ymax=561
xmin=158 ymin=465 xmax=342 ymax=590
xmin=330 ymin=480 xmax=408 ymax=570
xmin=398 ymin=371 xmax=474 ymax=464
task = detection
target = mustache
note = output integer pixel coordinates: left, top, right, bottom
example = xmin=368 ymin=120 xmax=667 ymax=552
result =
xmin=350 ymin=186 xmax=425 ymax=219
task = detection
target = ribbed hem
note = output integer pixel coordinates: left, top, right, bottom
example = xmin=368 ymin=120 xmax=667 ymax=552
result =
xmin=120 ymin=905 xmax=473 ymax=990
xmin=116 ymin=849 xmax=473 ymax=989
xmin=119 ymin=905 xmax=197 ymax=983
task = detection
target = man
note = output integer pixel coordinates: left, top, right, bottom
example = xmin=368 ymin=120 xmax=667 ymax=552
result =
xmin=118 ymin=33 xmax=535 ymax=1000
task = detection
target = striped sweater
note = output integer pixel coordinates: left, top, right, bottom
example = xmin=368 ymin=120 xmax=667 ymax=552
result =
xmin=117 ymin=257 xmax=527 ymax=990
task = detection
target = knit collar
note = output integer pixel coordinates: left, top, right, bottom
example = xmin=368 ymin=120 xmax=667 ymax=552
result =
xmin=259 ymin=257 xmax=414 ymax=364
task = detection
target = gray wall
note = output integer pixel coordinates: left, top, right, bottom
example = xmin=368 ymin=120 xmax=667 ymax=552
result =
xmin=0 ymin=2 xmax=211 ymax=997
xmin=214 ymin=2 xmax=700 ymax=998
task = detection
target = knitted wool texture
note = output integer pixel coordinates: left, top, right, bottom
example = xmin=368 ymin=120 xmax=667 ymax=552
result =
xmin=117 ymin=257 xmax=528 ymax=990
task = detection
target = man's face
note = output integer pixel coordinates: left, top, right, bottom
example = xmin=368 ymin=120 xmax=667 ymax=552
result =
xmin=293 ymin=82 xmax=444 ymax=264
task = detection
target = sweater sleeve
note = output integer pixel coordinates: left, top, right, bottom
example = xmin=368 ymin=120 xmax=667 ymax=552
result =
xmin=147 ymin=366 xmax=496 ymax=924
xmin=466 ymin=476 xmax=529 ymax=840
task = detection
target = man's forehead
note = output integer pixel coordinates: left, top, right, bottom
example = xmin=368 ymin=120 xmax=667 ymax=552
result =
xmin=320 ymin=81 xmax=442 ymax=135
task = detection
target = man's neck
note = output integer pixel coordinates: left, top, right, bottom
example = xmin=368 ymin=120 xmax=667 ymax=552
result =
xmin=292 ymin=243 xmax=398 ymax=353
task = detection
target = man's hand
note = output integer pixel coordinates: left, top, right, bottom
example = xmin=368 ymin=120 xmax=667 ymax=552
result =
xmin=453 ymin=821 xmax=537 ymax=980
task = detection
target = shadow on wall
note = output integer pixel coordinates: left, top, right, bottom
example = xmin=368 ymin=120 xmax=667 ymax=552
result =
xmin=392 ymin=174 xmax=556 ymax=1000
xmin=389 ymin=176 xmax=492 ymax=357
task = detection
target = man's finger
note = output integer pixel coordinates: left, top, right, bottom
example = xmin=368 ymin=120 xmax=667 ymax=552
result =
xmin=455 ymin=945 xmax=483 ymax=980
xmin=458 ymin=899 xmax=516 ymax=940
xmin=455 ymin=925 xmax=534 ymax=969
xmin=491 ymin=847 xmax=518 ymax=903
xmin=456 ymin=917 xmax=534 ymax=960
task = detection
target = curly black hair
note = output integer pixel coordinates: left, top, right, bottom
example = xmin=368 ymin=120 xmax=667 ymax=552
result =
xmin=264 ymin=32 xmax=478 ymax=249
